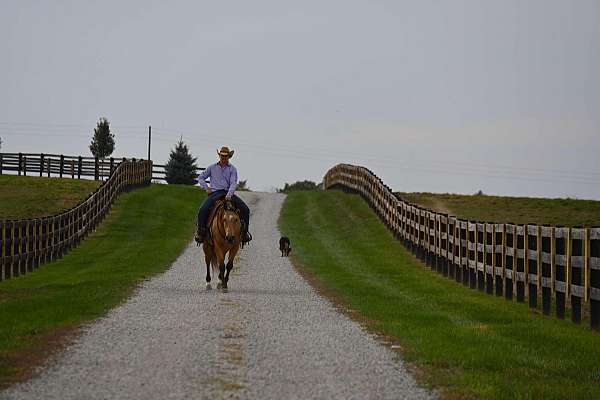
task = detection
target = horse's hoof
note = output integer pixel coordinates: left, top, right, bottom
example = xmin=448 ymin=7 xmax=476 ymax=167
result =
xmin=206 ymin=283 xmax=212 ymax=290
xmin=217 ymin=282 xmax=222 ymax=289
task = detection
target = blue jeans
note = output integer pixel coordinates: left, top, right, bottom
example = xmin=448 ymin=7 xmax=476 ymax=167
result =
xmin=197 ymin=190 xmax=250 ymax=232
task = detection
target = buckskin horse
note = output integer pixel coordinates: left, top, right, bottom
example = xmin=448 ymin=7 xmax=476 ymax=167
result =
xmin=203 ymin=198 xmax=241 ymax=291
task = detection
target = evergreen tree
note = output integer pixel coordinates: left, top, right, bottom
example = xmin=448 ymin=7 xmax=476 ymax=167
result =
xmin=89 ymin=118 xmax=115 ymax=158
xmin=165 ymin=138 xmax=198 ymax=185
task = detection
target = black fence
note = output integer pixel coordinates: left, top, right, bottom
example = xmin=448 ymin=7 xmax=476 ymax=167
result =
xmin=0 ymin=160 xmax=152 ymax=282
xmin=0 ymin=153 xmax=204 ymax=181
xmin=324 ymin=163 xmax=600 ymax=331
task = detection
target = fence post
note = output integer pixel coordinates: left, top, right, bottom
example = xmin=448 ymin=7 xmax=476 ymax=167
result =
xmin=527 ymin=225 xmax=540 ymax=309
xmin=555 ymin=227 xmax=568 ymax=319
xmin=590 ymin=227 xmax=600 ymax=330
xmin=0 ymin=153 xmax=3 ymax=175
xmin=32 ymin=219 xmax=39 ymax=269
xmin=77 ymin=156 xmax=82 ymax=179
xmin=18 ymin=153 xmax=22 ymax=175
xmin=11 ymin=221 xmax=19 ymax=277
xmin=505 ymin=225 xmax=515 ymax=300
xmin=570 ymin=227 xmax=585 ymax=324
xmin=47 ymin=157 xmax=51 ymax=177
xmin=109 ymin=157 xmax=114 ymax=177
xmin=516 ymin=225 xmax=526 ymax=302
xmin=94 ymin=157 xmax=99 ymax=180
xmin=40 ymin=153 xmax=45 ymax=177
xmin=476 ymin=223 xmax=485 ymax=291
xmin=41 ymin=218 xmax=47 ymax=265
xmin=60 ymin=155 xmax=64 ymax=178
xmin=23 ymin=156 xmax=27 ymax=176
xmin=494 ymin=224 xmax=504 ymax=296
xmin=51 ymin=217 xmax=58 ymax=261
xmin=25 ymin=220 xmax=32 ymax=273
xmin=485 ymin=223 xmax=494 ymax=295
xmin=447 ymin=218 xmax=454 ymax=281
xmin=540 ymin=226 xmax=553 ymax=315
xmin=38 ymin=219 xmax=43 ymax=268
xmin=0 ymin=220 xmax=5 ymax=281
xmin=7 ymin=221 xmax=14 ymax=279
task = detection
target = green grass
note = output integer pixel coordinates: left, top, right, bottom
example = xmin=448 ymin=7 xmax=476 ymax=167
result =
xmin=280 ymin=191 xmax=600 ymax=399
xmin=0 ymin=175 xmax=101 ymax=219
xmin=0 ymin=183 xmax=204 ymax=386
xmin=396 ymin=192 xmax=600 ymax=226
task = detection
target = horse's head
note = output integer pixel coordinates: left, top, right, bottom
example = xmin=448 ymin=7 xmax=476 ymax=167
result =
xmin=221 ymin=200 xmax=241 ymax=244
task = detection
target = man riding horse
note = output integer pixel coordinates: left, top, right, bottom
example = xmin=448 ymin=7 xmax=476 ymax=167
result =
xmin=195 ymin=146 xmax=251 ymax=245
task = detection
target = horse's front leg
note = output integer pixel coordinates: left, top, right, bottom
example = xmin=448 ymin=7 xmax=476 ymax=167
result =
xmin=203 ymin=243 xmax=213 ymax=289
xmin=214 ymin=247 xmax=226 ymax=289
xmin=223 ymin=259 xmax=233 ymax=287
xmin=223 ymin=245 xmax=240 ymax=289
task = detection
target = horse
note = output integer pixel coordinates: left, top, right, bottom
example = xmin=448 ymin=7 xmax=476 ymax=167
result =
xmin=203 ymin=199 xmax=242 ymax=291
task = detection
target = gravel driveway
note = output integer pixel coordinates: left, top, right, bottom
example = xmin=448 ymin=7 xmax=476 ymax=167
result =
xmin=1 ymin=192 xmax=434 ymax=400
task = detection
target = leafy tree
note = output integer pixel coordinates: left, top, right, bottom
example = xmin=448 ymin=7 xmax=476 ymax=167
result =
xmin=278 ymin=180 xmax=320 ymax=193
xmin=89 ymin=118 xmax=115 ymax=158
xmin=236 ymin=179 xmax=250 ymax=191
xmin=165 ymin=138 xmax=198 ymax=185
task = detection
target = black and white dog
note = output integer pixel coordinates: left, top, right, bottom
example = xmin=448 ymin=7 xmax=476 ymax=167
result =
xmin=279 ymin=236 xmax=292 ymax=257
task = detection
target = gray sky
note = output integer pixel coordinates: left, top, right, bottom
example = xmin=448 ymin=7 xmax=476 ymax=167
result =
xmin=2 ymin=0 xmax=599 ymax=198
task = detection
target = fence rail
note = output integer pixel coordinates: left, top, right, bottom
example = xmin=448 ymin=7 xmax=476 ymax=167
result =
xmin=0 ymin=159 xmax=152 ymax=282
xmin=0 ymin=153 xmax=204 ymax=181
xmin=324 ymin=163 xmax=600 ymax=330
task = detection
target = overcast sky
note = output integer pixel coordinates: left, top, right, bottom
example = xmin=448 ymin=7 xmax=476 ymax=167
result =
xmin=1 ymin=1 xmax=599 ymax=198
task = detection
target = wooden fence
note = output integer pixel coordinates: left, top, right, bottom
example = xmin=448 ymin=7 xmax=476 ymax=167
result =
xmin=0 ymin=153 xmax=204 ymax=181
xmin=0 ymin=159 xmax=152 ymax=282
xmin=323 ymin=163 xmax=600 ymax=330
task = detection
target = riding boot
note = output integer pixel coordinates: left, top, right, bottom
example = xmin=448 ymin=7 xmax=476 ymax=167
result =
xmin=241 ymin=229 xmax=252 ymax=244
xmin=195 ymin=226 xmax=207 ymax=245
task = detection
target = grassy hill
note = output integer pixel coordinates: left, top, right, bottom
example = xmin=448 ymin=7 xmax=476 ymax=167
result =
xmin=0 ymin=175 xmax=101 ymax=219
xmin=396 ymin=191 xmax=600 ymax=226
xmin=0 ymin=183 xmax=204 ymax=388
xmin=280 ymin=190 xmax=600 ymax=399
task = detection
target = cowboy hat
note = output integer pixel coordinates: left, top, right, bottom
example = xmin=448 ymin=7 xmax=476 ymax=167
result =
xmin=217 ymin=146 xmax=234 ymax=158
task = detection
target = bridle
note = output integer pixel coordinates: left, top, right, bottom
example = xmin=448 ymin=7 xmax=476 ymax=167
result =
xmin=214 ymin=203 xmax=241 ymax=242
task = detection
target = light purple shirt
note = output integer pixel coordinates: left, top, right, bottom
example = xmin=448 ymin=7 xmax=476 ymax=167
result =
xmin=197 ymin=162 xmax=238 ymax=197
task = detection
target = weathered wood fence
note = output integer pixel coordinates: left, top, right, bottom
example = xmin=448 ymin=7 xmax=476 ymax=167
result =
xmin=0 ymin=159 xmax=152 ymax=281
xmin=0 ymin=153 xmax=204 ymax=181
xmin=324 ymin=163 xmax=600 ymax=330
